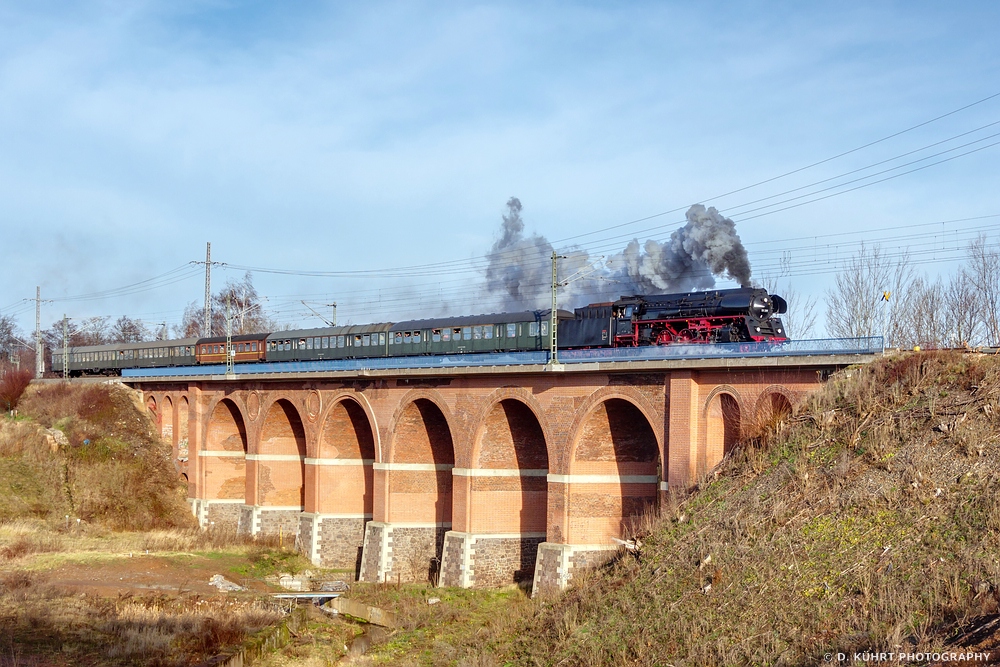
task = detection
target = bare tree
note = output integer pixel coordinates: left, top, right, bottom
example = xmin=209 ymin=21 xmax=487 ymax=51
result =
xmin=43 ymin=318 xmax=83 ymax=353
xmin=826 ymin=244 xmax=915 ymax=346
xmin=211 ymin=272 xmax=276 ymax=335
xmin=0 ymin=314 xmax=22 ymax=363
xmin=946 ymin=269 xmax=981 ymax=346
xmin=759 ymin=276 xmax=818 ymax=339
xmin=894 ymin=276 xmax=947 ymax=348
xmin=77 ymin=316 xmax=111 ymax=346
xmin=965 ymin=234 xmax=1000 ymax=346
xmin=110 ymin=316 xmax=150 ymax=343
xmin=175 ymin=301 xmax=204 ymax=338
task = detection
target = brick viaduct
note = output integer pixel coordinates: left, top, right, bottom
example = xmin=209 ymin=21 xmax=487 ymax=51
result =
xmin=131 ymin=354 xmax=870 ymax=595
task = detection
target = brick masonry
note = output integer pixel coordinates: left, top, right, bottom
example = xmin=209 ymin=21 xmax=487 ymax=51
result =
xmin=142 ymin=362 xmax=838 ymax=592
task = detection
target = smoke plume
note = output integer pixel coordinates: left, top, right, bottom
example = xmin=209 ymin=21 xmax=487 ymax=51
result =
xmin=609 ymin=204 xmax=752 ymax=293
xmin=481 ymin=199 xmax=752 ymax=311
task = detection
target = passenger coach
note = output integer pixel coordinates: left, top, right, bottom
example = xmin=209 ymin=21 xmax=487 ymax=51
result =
xmin=52 ymin=338 xmax=198 ymax=377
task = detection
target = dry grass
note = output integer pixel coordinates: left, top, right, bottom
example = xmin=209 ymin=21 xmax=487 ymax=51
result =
xmin=0 ymin=570 xmax=284 ymax=666
xmin=395 ymin=351 xmax=1000 ymax=666
xmin=0 ymin=382 xmax=194 ymax=530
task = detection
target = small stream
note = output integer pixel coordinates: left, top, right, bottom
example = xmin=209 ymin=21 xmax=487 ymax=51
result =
xmin=345 ymin=624 xmax=390 ymax=657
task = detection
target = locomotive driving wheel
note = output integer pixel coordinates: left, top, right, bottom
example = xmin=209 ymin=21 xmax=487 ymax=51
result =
xmin=674 ymin=329 xmax=695 ymax=343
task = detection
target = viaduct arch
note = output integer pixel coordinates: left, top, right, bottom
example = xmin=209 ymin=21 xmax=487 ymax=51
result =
xmin=141 ymin=363 xmax=827 ymax=594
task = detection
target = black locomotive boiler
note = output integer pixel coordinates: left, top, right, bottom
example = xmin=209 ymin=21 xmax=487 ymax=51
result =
xmin=563 ymin=287 xmax=788 ymax=347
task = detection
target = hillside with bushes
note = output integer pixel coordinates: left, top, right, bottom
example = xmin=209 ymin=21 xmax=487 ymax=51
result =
xmin=0 ymin=382 xmax=193 ymax=530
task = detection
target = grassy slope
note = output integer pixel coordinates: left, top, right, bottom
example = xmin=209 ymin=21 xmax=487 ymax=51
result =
xmin=0 ymin=382 xmax=193 ymax=530
xmin=481 ymin=351 xmax=1000 ymax=666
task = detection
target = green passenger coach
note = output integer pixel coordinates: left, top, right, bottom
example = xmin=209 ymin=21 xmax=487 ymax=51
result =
xmin=387 ymin=310 xmax=574 ymax=356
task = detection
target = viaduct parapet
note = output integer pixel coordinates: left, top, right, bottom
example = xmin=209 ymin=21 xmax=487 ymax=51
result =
xmin=131 ymin=353 xmax=873 ymax=595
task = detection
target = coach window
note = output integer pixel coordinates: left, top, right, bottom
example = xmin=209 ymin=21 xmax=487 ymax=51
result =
xmin=414 ymin=331 xmax=422 ymax=344
xmin=432 ymin=329 xmax=441 ymax=343
xmin=462 ymin=326 xmax=472 ymax=341
xmin=484 ymin=325 xmax=493 ymax=340
xmin=394 ymin=332 xmax=403 ymax=345
xmin=541 ymin=321 xmax=549 ymax=337
xmin=506 ymin=323 xmax=517 ymax=338
xmin=529 ymin=322 xmax=538 ymax=336
xmin=334 ymin=335 xmax=343 ymax=348
xmin=306 ymin=338 xmax=313 ymax=350
xmin=379 ymin=333 xmax=386 ymax=345
xmin=472 ymin=326 xmax=482 ymax=340
xmin=321 ymin=337 xmax=329 ymax=349
xmin=361 ymin=334 xmax=369 ymax=347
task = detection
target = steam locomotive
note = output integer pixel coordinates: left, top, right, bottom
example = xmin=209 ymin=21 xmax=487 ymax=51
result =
xmin=53 ymin=287 xmax=787 ymax=375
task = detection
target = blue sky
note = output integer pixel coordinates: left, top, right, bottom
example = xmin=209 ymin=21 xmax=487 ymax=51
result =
xmin=1 ymin=1 xmax=999 ymax=337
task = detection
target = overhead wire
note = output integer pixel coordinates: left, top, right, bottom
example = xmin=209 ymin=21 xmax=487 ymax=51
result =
xmin=10 ymin=92 xmax=1000 ymax=331
xmin=221 ymin=121 xmax=1000 ymax=283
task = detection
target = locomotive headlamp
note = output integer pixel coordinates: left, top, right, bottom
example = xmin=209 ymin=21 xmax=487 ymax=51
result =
xmin=750 ymin=294 xmax=773 ymax=318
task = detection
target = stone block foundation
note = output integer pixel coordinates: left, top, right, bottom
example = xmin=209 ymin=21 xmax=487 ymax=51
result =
xmin=297 ymin=514 xmax=371 ymax=571
xmin=531 ymin=542 xmax=618 ymax=598
xmin=236 ymin=505 xmax=302 ymax=539
xmin=439 ymin=532 xmax=546 ymax=588
xmin=358 ymin=522 xmax=450 ymax=585
xmin=194 ymin=499 xmax=243 ymax=530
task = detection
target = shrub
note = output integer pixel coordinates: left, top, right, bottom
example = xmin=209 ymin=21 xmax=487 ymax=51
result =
xmin=0 ymin=364 xmax=32 ymax=415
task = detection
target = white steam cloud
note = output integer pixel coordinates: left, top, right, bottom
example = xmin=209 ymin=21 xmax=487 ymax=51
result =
xmin=482 ymin=198 xmax=752 ymax=311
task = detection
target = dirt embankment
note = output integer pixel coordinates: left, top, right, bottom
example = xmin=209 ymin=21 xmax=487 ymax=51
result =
xmin=0 ymin=382 xmax=193 ymax=530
